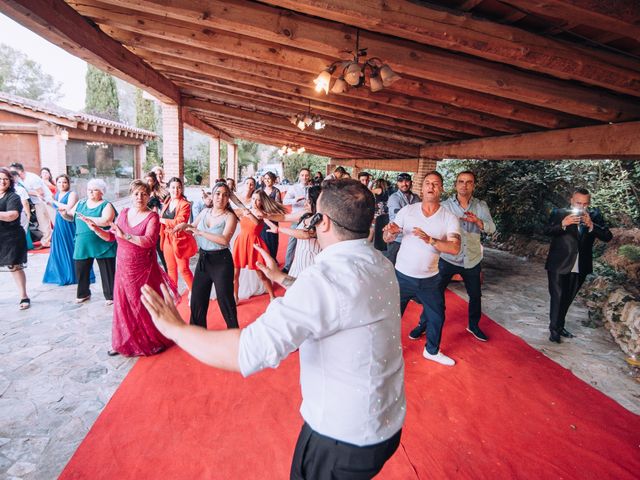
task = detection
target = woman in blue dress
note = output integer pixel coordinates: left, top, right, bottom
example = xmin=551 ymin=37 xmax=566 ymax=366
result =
xmin=43 ymin=174 xmax=93 ymax=285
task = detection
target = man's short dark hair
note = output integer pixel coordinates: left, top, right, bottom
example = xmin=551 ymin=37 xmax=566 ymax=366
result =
xmin=9 ymin=162 xmax=24 ymax=172
xmin=358 ymin=171 xmax=371 ymax=179
xmin=456 ymin=170 xmax=476 ymax=182
xmin=299 ymin=168 xmax=311 ymax=175
xmin=334 ymin=166 xmax=347 ymax=175
xmin=396 ymin=173 xmax=412 ymax=182
xmin=574 ymin=188 xmax=590 ymax=196
xmin=423 ymin=170 xmax=443 ymax=185
xmin=319 ymin=179 xmax=375 ymax=240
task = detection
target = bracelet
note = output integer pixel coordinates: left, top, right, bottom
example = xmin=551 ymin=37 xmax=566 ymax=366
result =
xmin=429 ymin=237 xmax=437 ymax=246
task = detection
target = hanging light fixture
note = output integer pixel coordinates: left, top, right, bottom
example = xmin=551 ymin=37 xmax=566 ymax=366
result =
xmin=313 ymin=29 xmax=401 ymax=95
xmin=287 ymin=99 xmax=326 ymax=132
xmin=278 ymin=144 xmax=306 ymax=156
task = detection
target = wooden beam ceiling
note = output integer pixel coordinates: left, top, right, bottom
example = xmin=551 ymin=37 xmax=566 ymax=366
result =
xmin=419 ymin=121 xmax=640 ymax=160
xmin=70 ymin=0 xmax=640 ymax=121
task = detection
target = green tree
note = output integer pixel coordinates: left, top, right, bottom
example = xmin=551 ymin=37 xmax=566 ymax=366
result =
xmin=0 ymin=44 xmax=62 ymax=102
xmin=237 ymin=139 xmax=260 ymax=176
xmin=135 ymin=89 xmax=160 ymax=170
xmin=270 ymin=150 xmax=330 ymax=182
xmin=85 ymin=65 xmax=119 ymax=121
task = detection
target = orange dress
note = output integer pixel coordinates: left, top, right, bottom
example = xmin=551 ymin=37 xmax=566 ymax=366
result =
xmin=232 ymin=215 xmax=267 ymax=270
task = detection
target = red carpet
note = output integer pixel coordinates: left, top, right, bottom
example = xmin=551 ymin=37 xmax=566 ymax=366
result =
xmin=60 ymin=258 xmax=640 ymax=479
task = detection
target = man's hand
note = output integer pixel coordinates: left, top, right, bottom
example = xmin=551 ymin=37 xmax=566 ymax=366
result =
xmin=412 ymin=227 xmax=433 ymax=245
xmin=254 ymin=244 xmax=285 ymax=283
xmin=582 ymin=211 xmax=593 ymax=230
xmin=462 ymin=211 xmax=484 ymax=230
xmin=140 ymin=284 xmax=184 ymax=340
xmin=561 ymin=213 xmax=581 ymax=228
xmin=382 ymin=222 xmax=401 ymax=243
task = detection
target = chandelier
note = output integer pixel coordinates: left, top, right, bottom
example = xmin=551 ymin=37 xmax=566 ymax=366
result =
xmin=278 ymin=144 xmax=306 ymax=156
xmin=313 ymin=30 xmax=401 ymax=95
xmin=288 ymin=100 xmax=326 ymax=131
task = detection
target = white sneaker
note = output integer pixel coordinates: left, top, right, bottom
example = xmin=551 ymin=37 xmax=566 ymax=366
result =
xmin=423 ymin=348 xmax=455 ymax=366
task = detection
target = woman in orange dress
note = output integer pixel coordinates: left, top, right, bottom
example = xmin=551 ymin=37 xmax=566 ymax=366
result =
xmin=159 ymin=177 xmax=196 ymax=295
xmin=231 ymin=190 xmax=284 ymax=302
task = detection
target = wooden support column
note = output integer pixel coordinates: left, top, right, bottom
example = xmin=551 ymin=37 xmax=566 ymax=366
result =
xmin=413 ymin=158 xmax=439 ymax=195
xmin=226 ymin=142 xmax=238 ymax=181
xmin=37 ymin=125 xmax=67 ymax=178
xmin=209 ymin=137 xmax=220 ymax=186
xmin=162 ymin=102 xmax=183 ymax=180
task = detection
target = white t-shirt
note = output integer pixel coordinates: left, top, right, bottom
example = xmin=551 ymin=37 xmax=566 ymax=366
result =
xmin=22 ymin=171 xmax=52 ymax=204
xmin=394 ymin=203 xmax=461 ymax=279
xmin=14 ymin=184 xmax=30 ymax=230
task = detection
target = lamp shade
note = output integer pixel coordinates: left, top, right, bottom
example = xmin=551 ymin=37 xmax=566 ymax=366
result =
xmin=330 ymin=77 xmax=348 ymax=94
xmin=380 ymin=65 xmax=401 ymax=87
xmin=344 ymin=62 xmax=362 ymax=86
xmin=369 ymin=72 xmax=384 ymax=92
xmin=297 ymin=119 xmax=307 ymax=131
xmin=313 ymin=70 xmax=332 ymax=94
xmin=304 ymin=114 xmax=313 ymax=126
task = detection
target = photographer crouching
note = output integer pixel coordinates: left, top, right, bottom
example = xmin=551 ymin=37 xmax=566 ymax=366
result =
xmin=544 ymin=188 xmax=612 ymax=344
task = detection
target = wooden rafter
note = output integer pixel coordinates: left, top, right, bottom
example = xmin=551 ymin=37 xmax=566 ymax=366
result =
xmin=419 ymin=121 xmax=640 ymax=160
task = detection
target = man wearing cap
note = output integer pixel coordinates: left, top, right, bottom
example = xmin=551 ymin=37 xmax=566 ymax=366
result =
xmin=384 ymin=173 xmax=421 ymax=264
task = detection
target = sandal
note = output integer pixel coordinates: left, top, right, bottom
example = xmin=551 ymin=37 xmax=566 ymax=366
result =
xmin=19 ymin=298 xmax=30 ymax=310
xmin=75 ymin=295 xmax=91 ymax=304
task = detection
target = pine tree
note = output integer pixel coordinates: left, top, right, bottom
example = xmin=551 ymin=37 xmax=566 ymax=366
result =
xmin=85 ymin=65 xmax=120 ymax=121
xmin=135 ymin=89 xmax=160 ymax=168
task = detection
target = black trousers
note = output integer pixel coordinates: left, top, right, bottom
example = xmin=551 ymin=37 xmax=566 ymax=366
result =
xmin=547 ymin=270 xmax=586 ymax=334
xmin=75 ymin=257 xmax=116 ymax=301
xmin=190 ymin=249 xmax=238 ymax=329
xmin=290 ymin=423 xmax=402 ymax=480
xmin=439 ymin=259 xmax=483 ymax=329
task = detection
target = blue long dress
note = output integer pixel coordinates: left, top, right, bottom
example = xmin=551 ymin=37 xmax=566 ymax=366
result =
xmin=43 ymin=192 xmax=94 ymax=285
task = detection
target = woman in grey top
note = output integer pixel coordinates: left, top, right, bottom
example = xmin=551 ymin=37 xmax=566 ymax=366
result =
xmin=175 ymin=182 xmax=238 ymax=329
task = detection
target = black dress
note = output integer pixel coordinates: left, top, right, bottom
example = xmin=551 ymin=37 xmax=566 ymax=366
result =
xmin=0 ymin=191 xmax=28 ymax=267
xmin=260 ymin=187 xmax=281 ymax=259
xmin=373 ymin=190 xmax=390 ymax=252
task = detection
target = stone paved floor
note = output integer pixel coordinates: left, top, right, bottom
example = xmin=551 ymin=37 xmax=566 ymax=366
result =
xmin=0 ymin=247 xmax=638 ymax=479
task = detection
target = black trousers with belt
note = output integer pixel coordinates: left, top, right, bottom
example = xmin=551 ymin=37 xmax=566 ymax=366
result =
xmin=190 ymin=249 xmax=238 ymax=329
xmin=290 ymin=423 xmax=402 ymax=480
xmin=75 ymin=257 xmax=116 ymax=301
xmin=547 ymin=270 xmax=587 ymax=335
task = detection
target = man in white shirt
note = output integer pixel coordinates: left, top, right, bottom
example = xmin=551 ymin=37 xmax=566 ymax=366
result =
xmin=384 ymin=171 xmax=461 ymax=366
xmin=440 ymin=171 xmax=496 ymax=342
xmin=282 ymin=168 xmax=311 ymax=272
xmin=10 ymin=162 xmax=52 ymax=247
xmin=141 ymin=179 xmax=405 ymax=479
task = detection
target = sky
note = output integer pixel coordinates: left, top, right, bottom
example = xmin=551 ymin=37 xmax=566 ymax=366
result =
xmin=0 ymin=13 xmax=87 ymax=110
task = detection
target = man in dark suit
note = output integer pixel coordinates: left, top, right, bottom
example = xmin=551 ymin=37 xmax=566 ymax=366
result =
xmin=544 ymin=188 xmax=613 ymax=343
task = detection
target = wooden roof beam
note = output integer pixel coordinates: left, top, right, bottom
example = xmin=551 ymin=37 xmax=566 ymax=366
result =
xmin=101 ymin=23 xmax=578 ymax=130
xmin=72 ymin=0 xmax=640 ymax=120
xmin=1 ymin=0 xmax=180 ymax=104
xmin=181 ymin=108 xmax=234 ymax=143
xmin=262 ymin=0 xmax=640 ymax=95
xmin=419 ymin=121 xmax=640 ymax=160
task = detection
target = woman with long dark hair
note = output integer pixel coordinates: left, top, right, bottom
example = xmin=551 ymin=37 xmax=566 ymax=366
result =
xmin=259 ymin=171 xmax=283 ymax=259
xmin=0 ymin=168 xmax=29 ymax=309
xmin=175 ymin=182 xmax=239 ymax=329
xmin=231 ymin=189 xmax=285 ymax=302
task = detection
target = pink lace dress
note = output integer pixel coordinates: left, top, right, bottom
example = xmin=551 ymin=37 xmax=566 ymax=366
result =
xmin=111 ymin=209 xmax=177 ymax=356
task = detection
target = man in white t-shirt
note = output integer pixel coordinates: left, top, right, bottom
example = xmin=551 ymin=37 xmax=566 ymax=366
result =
xmin=383 ymin=171 xmax=461 ymax=366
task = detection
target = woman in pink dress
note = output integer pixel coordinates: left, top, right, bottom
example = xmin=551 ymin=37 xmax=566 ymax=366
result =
xmin=86 ymin=180 xmax=177 ymax=356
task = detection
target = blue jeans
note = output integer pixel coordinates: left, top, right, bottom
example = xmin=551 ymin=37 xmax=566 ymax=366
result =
xmin=396 ymin=270 xmax=445 ymax=355
xmin=438 ymin=259 xmax=482 ymax=329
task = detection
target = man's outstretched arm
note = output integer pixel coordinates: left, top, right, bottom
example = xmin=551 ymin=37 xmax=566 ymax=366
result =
xmin=141 ymin=284 xmax=241 ymax=372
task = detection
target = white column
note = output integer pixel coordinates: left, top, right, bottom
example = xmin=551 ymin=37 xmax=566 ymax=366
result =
xmin=161 ymin=103 xmax=183 ymax=180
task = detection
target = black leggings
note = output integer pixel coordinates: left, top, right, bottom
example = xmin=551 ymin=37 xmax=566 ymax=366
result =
xmin=75 ymin=257 xmax=116 ymax=301
xmin=190 ymin=249 xmax=238 ymax=329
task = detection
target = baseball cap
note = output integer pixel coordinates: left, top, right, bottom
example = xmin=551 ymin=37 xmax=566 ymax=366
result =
xmin=396 ymin=173 xmax=412 ymax=181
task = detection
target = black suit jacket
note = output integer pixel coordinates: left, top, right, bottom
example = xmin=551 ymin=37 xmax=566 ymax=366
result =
xmin=544 ymin=208 xmax=612 ymax=275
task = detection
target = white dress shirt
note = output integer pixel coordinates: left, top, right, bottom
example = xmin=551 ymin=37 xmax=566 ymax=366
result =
xmin=283 ymin=183 xmax=308 ymax=213
xmin=394 ymin=204 xmax=461 ymax=279
xmin=22 ymin=171 xmax=52 ymax=204
xmin=238 ymin=239 xmax=406 ymax=446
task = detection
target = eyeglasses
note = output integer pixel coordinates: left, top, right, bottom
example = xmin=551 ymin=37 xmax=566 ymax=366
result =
xmin=0 ymin=177 xmax=10 ymax=182
xmin=307 ymin=212 xmax=370 ymax=234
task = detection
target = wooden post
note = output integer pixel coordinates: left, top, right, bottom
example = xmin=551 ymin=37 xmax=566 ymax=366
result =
xmin=161 ymin=102 xmax=183 ymax=180
xmin=209 ymin=137 xmax=220 ymax=186
xmin=226 ymin=142 xmax=237 ymax=181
